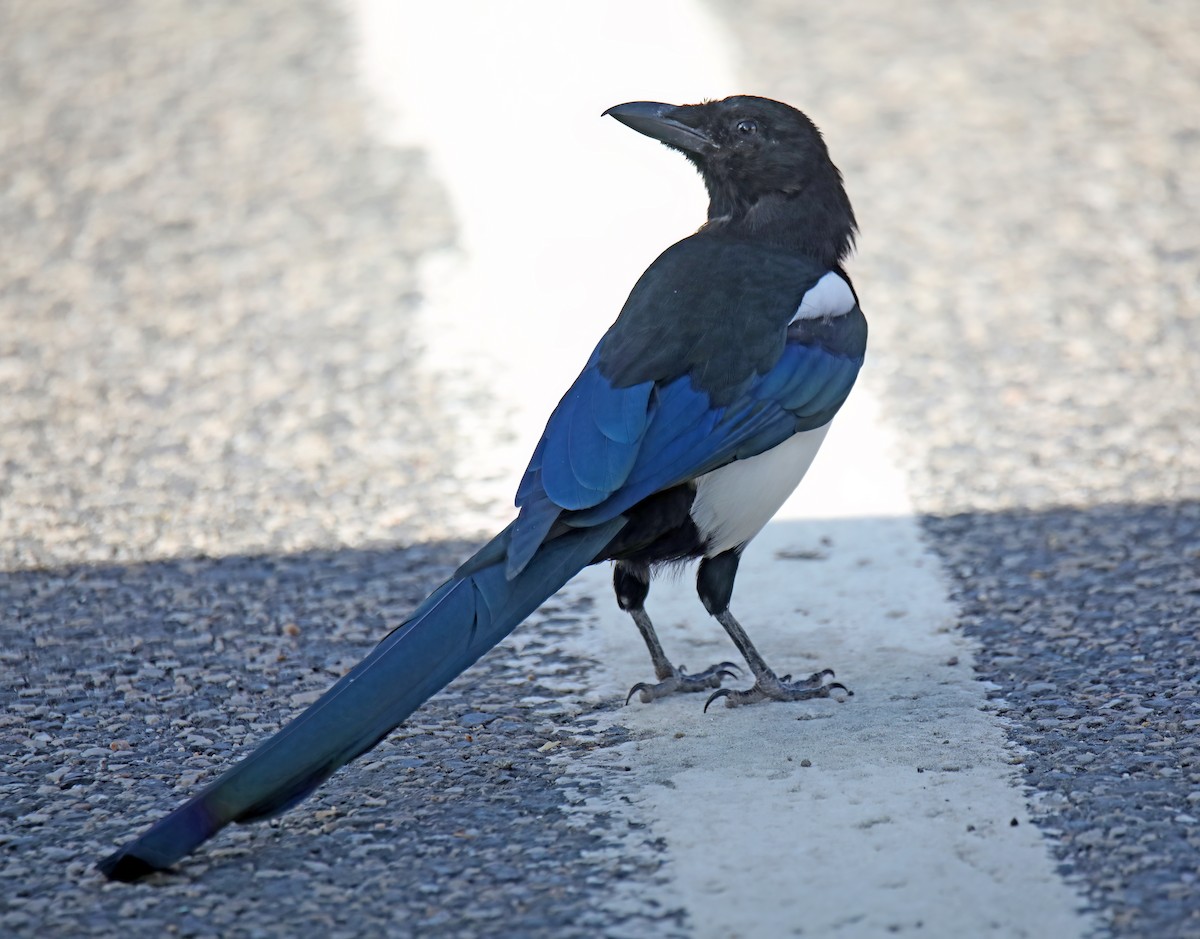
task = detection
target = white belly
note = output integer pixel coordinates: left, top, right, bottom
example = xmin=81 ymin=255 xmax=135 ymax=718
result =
xmin=689 ymin=425 xmax=831 ymax=556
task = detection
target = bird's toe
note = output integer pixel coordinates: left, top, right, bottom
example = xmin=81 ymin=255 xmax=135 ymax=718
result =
xmin=625 ymin=662 xmax=738 ymax=704
xmin=704 ymin=668 xmax=850 ymax=710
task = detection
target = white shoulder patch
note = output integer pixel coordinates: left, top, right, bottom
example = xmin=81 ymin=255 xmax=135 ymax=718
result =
xmin=790 ymin=271 xmax=856 ymax=322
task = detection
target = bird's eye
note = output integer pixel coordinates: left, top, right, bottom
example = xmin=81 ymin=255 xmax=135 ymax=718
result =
xmin=736 ymin=119 xmax=759 ymax=136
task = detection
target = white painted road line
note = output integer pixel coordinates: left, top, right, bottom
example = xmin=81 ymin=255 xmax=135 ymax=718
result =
xmin=352 ymin=2 xmax=1094 ymax=935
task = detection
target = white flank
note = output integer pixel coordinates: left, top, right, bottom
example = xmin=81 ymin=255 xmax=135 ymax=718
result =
xmin=691 ymin=426 xmax=830 ymax=555
xmin=351 ymin=2 xmax=1095 ymax=937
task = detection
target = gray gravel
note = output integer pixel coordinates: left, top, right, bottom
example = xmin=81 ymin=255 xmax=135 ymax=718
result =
xmin=0 ymin=1 xmax=456 ymax=565
xmin=2 ymin=552 xmax=666 ymax=937
xmin=717 ymin=0 xmax=1200 ymax=935
xmin=0 ymin=2 xmax=670 ymax=936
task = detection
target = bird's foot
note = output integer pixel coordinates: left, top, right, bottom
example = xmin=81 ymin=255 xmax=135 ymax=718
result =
xmin=626 ymin=662 xmax=740 ymax=704
xmin=703 ymin=668 xmax=850 ymax=711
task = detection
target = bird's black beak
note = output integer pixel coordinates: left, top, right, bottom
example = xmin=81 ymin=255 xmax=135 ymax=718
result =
xmin=603 ymin=101 xmax=717 ymax=155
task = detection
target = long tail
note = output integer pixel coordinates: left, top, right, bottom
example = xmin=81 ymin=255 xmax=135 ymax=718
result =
xmin=97 ymin=518 xmax=624 ymax=882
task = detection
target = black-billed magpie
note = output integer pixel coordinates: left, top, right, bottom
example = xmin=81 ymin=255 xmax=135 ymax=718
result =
xmin=98 ymin=95 xmax=866 ymax=881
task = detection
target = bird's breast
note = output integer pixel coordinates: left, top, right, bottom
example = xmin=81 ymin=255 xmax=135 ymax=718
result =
xmin=689 ymin=425 xmax=831 ymax=557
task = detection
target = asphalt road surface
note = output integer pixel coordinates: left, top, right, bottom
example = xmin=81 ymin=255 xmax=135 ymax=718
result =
xmin=2 ymin=1 xmax=1198 ymax=937
xmin=722 ymin=1 xmax=1200 ymax=935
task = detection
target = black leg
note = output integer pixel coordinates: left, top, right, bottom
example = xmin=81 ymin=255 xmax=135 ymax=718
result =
xmin=615 ymin=561 xmax=738 ymax=704
xmin=615 ymin=562 xmax=670 ymax=679
xmin=697 ymin=550 xmax=849 ymax=710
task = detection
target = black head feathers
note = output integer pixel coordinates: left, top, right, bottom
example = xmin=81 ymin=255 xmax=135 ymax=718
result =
xmin=606 ymin=95 xmax=856 ymax=266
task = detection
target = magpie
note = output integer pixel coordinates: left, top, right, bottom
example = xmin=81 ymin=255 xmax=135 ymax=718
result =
xmin=98 ymin=95 xmax=866 ymax=881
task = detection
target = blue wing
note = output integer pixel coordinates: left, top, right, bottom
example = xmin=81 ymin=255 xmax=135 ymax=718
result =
xmin=508 ymin=325 xmax=864 ymax=575
xmin=562 ymin=332 xmax=861 ymax=523
xmin=506 ymin=236 xmax=867 ymax=577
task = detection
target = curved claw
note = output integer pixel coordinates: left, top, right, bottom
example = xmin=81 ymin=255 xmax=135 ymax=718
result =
xmin=626 ymin=682 xmax=652 ymax=705
xmin=703 ymin=689 xmax=732 ymax=713
xmin=703 ymin=666 xmax=850 ymax=711
xmin=625 ymin=661 xmax=741 ymax=705
xmin=782 ymin=668 xmax=836 ymax=686
xmin=683 ymin=661 xmax=742 ymax=679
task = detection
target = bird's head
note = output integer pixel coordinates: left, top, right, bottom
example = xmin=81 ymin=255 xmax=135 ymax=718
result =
xmin=604 ymin=95 xmax=855 ymax=264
